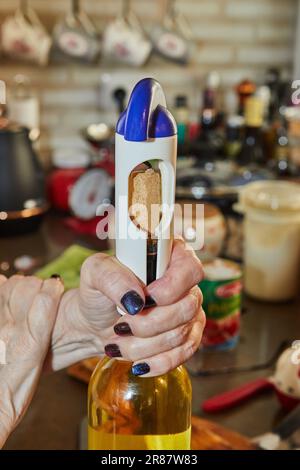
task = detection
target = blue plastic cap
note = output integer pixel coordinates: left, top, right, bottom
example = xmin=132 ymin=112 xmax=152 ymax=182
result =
xmin=116 ymin=78 xmax=177 ymax=141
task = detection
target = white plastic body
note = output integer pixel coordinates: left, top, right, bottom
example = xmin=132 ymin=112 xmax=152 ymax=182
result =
xmin=115 ymin=133 xmax=177 ymax=313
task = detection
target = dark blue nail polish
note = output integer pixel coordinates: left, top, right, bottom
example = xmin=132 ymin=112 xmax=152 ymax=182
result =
xmin=51 ymin=274 xmax=61 ymax=279
xmin=132 ymin=362 xmax=150 ymax=376
xmin=121 ymin=290 xmax=144 ymax=315
xmin=145 ymin=295 xmax=156 ymax=308
xmin=105 ymin=344 xmax=122 ymax=358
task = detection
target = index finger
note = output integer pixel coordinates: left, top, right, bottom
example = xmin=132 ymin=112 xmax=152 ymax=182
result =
xmin=146 ymin=239 xmax=203 ymax=306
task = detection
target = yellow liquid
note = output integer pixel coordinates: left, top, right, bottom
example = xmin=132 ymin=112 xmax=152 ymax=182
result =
xmin=88 ymin=358 xmax=192 ymax=450
xmin=88 ymin=426 xmax=191 ymax=450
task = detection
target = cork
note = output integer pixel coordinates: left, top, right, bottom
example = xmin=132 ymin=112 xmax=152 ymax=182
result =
xmin=129 ymin=168 xmax=161 ymax=235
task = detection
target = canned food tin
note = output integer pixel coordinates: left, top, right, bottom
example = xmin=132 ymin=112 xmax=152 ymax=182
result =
xmin=199 ymin=258 xmax=242 ymax=351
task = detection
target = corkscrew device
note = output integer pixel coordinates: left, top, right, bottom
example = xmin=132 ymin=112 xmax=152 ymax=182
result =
xmin=115 ymin=78 xmax=177 ymax=312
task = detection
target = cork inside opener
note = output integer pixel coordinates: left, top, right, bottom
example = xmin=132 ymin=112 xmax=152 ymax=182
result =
xmin=128 ymin=161 xmax=162 ymax=284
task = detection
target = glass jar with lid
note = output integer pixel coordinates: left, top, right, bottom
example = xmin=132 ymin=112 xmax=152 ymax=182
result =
xmin=237 ymin=181 xmax=300 ymax=301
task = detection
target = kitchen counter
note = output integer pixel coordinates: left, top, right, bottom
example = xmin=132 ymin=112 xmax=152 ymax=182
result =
xmin=2 ymin=212 xmax=300 ymax=449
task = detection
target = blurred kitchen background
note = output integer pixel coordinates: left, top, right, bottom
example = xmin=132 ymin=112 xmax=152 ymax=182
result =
xmin=1 ymin=0 xmax=300 ymax=451
xmin=0 ymin=0 xmax=298 ymax=155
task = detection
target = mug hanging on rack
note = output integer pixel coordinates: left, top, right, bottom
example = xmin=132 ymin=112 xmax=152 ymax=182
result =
xmin=149 ymin=0 xmax=192 ymax=65
xmin=102 ymin=0 xmax=151 ymax=67
xmin=1 ymin=0 xmax=52 ymax=66
xmin=52 ymin=0 xmax=101 ymax=63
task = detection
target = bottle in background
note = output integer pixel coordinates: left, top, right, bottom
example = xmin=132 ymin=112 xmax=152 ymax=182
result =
xmin=237 ymin=96 xmax=265 ymax=167
xmin=264 ymin=68 xmax=281 ymax=123
xmin=286 ymin=107 xmax=300 ymax=173
xmin=261 ymin=68 xmax=281 ymax=161
xmin=273 ymin=119 xmax=291 ymax=176
xmin=269 ymin=117 xmax=297 ymax=176
xmin=173 ymin=94 xmax=189 ymax=145
xmin=199 ymin=71 xmax=220 ymax=139
xmin=195 ymin=72 xmax=224 ymax=161
xmin=224 ymin=115 xmax=244 ymax=160
xmin=236 ymin=79 xmax=256 ymax=117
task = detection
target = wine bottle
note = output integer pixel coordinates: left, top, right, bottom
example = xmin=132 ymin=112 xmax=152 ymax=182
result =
xmin=224 ymin=115 xmax=243 ymax=160
xmin=264 ymin=68 xmax=280 ymax=123
xmin=269 ymin=118 xmax=297 ymax=176
xmin=236 ymin=79 xmax=256 ymax=117
xmin=237 ymin=96 xmax=265 ymax=166
xmin=88 ymin=78 xmax=192 ymax=451
xmin=194 ymin=72 xmax=224 ymax=161
xmin=88 ymin=359 xmax=192 ymax=450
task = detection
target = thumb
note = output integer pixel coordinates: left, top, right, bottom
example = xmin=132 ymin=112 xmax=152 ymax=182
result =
xmin=80 ymin=253 xmax=145 ymax=317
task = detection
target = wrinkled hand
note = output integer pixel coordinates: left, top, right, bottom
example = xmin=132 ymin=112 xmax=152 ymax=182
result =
xmin=52 ymin=239 xmax=205 ymax=377
xmin=0 ymin=275 xmax=63 ymax=448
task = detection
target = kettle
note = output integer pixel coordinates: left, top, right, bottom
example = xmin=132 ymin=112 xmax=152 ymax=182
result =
xmin=0 ymin=119 xmax=48 ymax=236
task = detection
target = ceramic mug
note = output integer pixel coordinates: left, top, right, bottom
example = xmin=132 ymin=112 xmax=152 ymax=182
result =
xmin=1 ymin=8 xmax=51 ymax=66
xmin=53 ymin=4 xmax=101 ymax=64
xmin=150 ymin=25 xmax=189 ymax=64
xmin=102 ymin=16 xmax=151 ymax=66
xmin=53 ymin=21 xmax=100 ymax=62
xmin=150 ymin=2 xmax=191 ymax=64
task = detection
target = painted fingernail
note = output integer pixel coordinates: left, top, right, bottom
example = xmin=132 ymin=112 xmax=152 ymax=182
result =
xmin=121 ymin=290 xmax=144 ymax=315
xmin=51 ymin=274 xmax=61 ymax=279
xmin=145 ymin=295 xmax=156 ymax=308
xmin=114 ymin=322 xmax=132 ymax=336
xmin=104 ymin=344 xmax=122 ymax=358
xmin=132 ymin=362 xmax=150 ymax=376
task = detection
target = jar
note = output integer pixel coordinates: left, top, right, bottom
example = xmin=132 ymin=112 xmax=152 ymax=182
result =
xmin=174 ymin=201 xmax=226 ymax=261
xmin=238 ymin=181 xmax=300 ymax=301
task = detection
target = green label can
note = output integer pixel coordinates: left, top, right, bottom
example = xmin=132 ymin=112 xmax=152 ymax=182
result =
xmin=199 ymin=258 xmax=242 ymax=350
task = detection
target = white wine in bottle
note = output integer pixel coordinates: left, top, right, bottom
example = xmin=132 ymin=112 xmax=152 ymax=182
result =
xmin=88 ymin=78 xmax=191 ymax=451
xmin=88 ymin=358 xmax=192 ymax=450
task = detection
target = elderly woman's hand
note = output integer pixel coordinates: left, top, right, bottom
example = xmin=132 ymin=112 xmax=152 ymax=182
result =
xmin=0 ymin=275 xmax=63 ymax=448
xmin=52 ymin=239 xmax=205 ymax=377
xmin=0 ymin=238 xmax=203 ymax=448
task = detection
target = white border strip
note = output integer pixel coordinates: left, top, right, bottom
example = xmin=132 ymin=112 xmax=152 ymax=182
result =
xmin=294 ymin=0 xmax=300 ymax=79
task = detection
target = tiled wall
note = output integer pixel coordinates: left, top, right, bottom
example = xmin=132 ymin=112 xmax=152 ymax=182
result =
xmin=0 ymin=0 xmax=297 ymax=156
